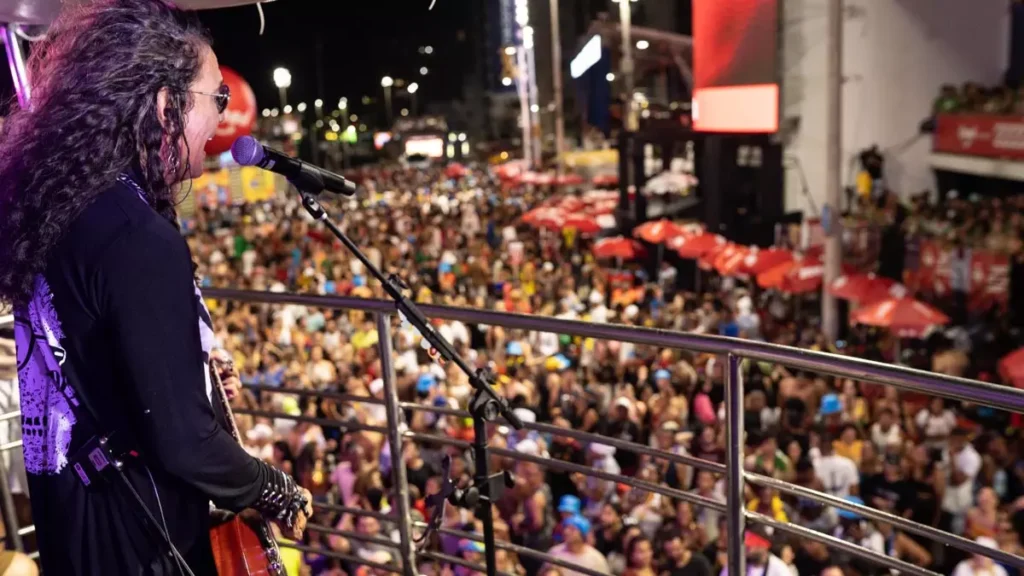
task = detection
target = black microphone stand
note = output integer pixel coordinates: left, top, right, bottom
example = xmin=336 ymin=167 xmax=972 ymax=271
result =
xmin=294 ymin=184 xmax=523 ymax=576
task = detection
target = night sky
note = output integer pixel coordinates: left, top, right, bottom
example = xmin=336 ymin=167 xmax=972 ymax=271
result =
xmin=1 ymin=0 xmax=473 ymax=121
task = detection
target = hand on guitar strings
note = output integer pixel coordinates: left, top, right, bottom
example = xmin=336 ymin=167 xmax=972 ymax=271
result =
xmin=281 ymin=487 xmax=314 ymax=540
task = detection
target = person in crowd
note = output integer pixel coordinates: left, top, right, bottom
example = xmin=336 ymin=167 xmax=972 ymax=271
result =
xmin=546 ymin=515 xmax=611 ymax=576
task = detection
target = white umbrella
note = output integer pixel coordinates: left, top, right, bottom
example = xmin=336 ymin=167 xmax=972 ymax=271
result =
xmin=643 ymin=171 xmax=698 ymax=196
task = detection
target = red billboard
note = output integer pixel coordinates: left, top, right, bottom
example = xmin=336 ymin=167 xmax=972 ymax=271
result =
xmin=692 ymin=0 xmax=780 ymax=133
xmin=933 ymin=113 xmax=1024 ymax=159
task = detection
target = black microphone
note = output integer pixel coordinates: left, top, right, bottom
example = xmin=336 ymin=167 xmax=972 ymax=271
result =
xmin=231 ymin=135 xmax=358 ymax=196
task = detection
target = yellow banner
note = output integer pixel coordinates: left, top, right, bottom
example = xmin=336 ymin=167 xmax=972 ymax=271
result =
xmin=240 ymin=167 xmax=277 ymax=203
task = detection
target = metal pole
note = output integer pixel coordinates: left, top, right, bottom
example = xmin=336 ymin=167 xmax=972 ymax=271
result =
xmin=2 ymin=26 xmax=31 ymax=109
xmin=516 ymin=49 xmax=533 ymax=169
xmin=526 ymin=28 xmax=543 ymax=167
xmin=384 ymin=86 xmax=394 ymax=129
xmin=375 ymin=314 xmax=417 ymax=576
xmin=619 ymin=0 xmax=636 ymax=132
xmin=471 ymin=400 xmax=499 ymax=576
xmin=278 ymin=87 xmax=288 ymax=109
xmin=549 ymin=0 xmax=566 ymax=169
xmin=821 ymin=0 xmax=843 ymax=340
xmin=724 ymin=353 xmax=745 ymax=576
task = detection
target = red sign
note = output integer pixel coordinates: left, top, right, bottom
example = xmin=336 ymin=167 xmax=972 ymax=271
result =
xmin=906 ymin=240 xmax=1009 ymax=311
xmin=933 ymin=113 xmax=1024 ymax=159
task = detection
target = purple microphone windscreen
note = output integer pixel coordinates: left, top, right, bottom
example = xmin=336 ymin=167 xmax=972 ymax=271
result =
xmin=231 ymin=135 xmax=264 ymax=166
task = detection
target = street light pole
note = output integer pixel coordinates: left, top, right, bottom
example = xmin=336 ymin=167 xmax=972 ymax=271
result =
xmin=550 ymin=0 xmax=566 ymax=169
xmin=273 ymin=67 xmax=291 ymax=109
xmin=407 ymin=82 xmax=419 ymax=116
xmin=381 ymin=76 xmax=394 ymax=128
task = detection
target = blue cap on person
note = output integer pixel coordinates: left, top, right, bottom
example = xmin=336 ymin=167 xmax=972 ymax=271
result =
xmin=416 ymin=373 xmax=437 ymax=394
xmin=838 ymin=496 xmax=864 ymax=520
xmin=654 ymin=369 xmax=671 ymax=381
xmin=563 ymin=514 xmax=591 ymax=538
xmin=558 ymin=495 xmax=581 ymax=515
xmin=506 ymin=341 xmax=524 ymax=356
xmin=820 ymin=393 xmax=842 ymax=416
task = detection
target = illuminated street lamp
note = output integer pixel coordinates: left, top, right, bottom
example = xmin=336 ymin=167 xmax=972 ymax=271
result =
xmin=273 ymin=67 xmax=291 ymax=107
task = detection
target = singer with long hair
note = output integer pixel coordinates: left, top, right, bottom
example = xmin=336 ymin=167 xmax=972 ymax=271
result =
xmin=0 ymin=1 xmax=311 ymax=574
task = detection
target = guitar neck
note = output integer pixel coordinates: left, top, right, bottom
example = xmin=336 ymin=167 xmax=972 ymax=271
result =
xmin=210 ymin=361 xmax=243 ymax=444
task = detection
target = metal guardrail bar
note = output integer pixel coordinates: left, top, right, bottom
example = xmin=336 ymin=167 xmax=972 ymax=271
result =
xmin=232 ymin=409 xmax=390 ymax=435
xmin=16 ymin=525 xmax=34 ymax=537
xmin=203 ymin=288 xmax=1024 ymax=576
xmin=314 ymin=502 xmax=393 ymax=522
xmin=205 ymin=288 xmax=1024 ymax=413
xmin=747 ymin=472 xmax=1024 ymax=570
xmin=724 ymin=354 xmax=745 ymax=576
xmin=306 ymin=522 xmax=400 ymax=550
xmin=0 ymin=440 xmax=22 ymax=452
xmin=404 ymin=403 xmax=727 ymax=475
xmin=426 ymin=523 xmax=610 ymax=576
xmin=278 ymin=541 xmax=400 ymax=573
xmin=0 ymin=411 xmax=21 ymax=423
xmin=376 ymin=313 xmax=418 ymax=576
xmin=417 ymin=551 xmax=516 ymax=576
xmin=244 ymin=383 xmax=386 ymax=407
xmin=750 ymin=512 xmax=939 ymax=576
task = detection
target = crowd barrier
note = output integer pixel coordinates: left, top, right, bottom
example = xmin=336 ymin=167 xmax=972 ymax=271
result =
xmin=3 ymin=290 xmax=1024 ymax=575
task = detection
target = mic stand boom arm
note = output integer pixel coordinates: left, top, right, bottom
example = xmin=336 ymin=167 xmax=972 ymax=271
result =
xmin=296 ymin=188 xmax=523 ymax=576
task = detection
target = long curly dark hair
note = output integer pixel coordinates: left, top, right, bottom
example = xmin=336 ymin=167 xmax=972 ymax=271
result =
xmin=0 ymin=0 xmax=209 ymax=307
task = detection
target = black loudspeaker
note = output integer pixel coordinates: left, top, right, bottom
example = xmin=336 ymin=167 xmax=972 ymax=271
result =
xmin=697 ymin=134 xmax=783 ymax=247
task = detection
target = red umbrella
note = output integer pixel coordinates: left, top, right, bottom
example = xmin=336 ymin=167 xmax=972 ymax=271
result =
xmin=593 ymin=174 xmax=619 ymax=187
xmin=740 ymin=247 xmax=794 ymax=276
xmin=1000 ymin=348 xmax=1024 ymax=388
xmin=715 ymin=245 xmax=753 ymax=276
xmin=829 ymin=273 xmax=900 ymax=303
xmin=584 ymin=199 xmax=619 ymax=215
xmin=562 ymin=214 xmax=601 ymax=234
xmin=699 ymin=242 xmax=736 ymax=270
xmin=555 ymin=196 xmax=586 ymax=212
xmin=757 ymin=258 xmax=850 ymax=294
xmin=669 ymin=233 xmax=727 ymax=259
xmin=533 ymin=210 xmax=565 ymax=230
xmin=633 ymin=219 xmax=686 ymax=244
xmin=593 ymin=237 xmax=645 ymax=260
xmin=554 ymin=173 xmax=585 ymax=186
xmin=445 ymin=163 xmax=468 ymax=178
xmin=851 ymin=296 xmax=950 ymax=337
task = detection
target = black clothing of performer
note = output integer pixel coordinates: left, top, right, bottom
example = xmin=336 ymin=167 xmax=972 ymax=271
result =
xmin=15 ymin=175 xmax=294 ymax=575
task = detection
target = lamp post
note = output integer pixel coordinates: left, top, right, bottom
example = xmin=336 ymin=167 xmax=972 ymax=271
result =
xmin=407 ymin=82 xmax=419 ymax=116
xmin=338 ymin=97 xmax=350 ymax=169
xmin=381 ymin=76 xmax=394 ymax=128
xmin=273 ymin=67 xmax=292 ymax=109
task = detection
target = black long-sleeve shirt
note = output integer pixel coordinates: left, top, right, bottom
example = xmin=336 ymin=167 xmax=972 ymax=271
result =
xmin=18 ymin=177 xmax=271 ymax=575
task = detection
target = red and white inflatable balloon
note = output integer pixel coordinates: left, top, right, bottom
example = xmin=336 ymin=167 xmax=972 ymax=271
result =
xmin=205 ymin=66 xmax=257 ymax=156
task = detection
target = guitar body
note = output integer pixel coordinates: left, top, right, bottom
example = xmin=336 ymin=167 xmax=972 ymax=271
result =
xmin=206 ymin=356 xmax=287 ymax=575
xmin=210 ymin=513 xmax=283 ymax=576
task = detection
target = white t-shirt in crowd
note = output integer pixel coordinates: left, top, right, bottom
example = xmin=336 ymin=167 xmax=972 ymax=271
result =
xmin=951 ymin=560 xmax=1008 ymax=576
xmin=546 ymin=544 xmax=611 ymax=576
xmin=942 ymin=444 xmax=983 ymax=515
xmin=719 ymin=554 xmax=794 ymax=576
xmin=812 ymin=453 xmax=859 ymax=498
xmin=915 ymin=408 xmax=957 ymax=444
xmin=870 ymin=422 xmax=903 ymax=450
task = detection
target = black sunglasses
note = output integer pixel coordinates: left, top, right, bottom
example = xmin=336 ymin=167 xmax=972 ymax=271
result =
xmin=190 ymin=83 xmax=231 ymax=114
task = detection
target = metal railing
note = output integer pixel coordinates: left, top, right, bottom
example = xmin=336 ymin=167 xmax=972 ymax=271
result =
xmin=204 ymin=288 xmax=1024 ymax=576
xmin=3 ymin=289 xmax=1024 ymax=575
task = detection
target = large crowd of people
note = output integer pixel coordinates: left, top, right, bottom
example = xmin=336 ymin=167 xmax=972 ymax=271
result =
xmin=177 ymin=160 xmax=1024 ymax=576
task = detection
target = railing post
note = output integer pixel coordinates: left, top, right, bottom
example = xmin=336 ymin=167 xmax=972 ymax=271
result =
xmin=0 ymin=452 xmax=22 ymax=552
xmin=375 ymin=314 xmax=417 ymax=576
xmin=725 ymin=353 xmax=745 ymax=575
